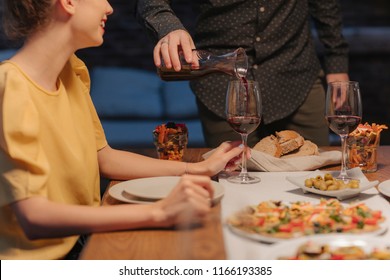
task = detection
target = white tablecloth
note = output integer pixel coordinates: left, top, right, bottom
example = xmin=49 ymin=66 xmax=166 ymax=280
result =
xmin=218 ymin=171 xmax=390 ymax=259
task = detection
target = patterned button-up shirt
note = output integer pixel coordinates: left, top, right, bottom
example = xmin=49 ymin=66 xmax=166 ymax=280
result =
xmin=136 ymin=0 xmax=349 ymax=124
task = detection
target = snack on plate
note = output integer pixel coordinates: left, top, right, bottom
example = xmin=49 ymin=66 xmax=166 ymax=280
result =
xmin=304 ymin=173 xmax=360 ymax=191
xmin=227 ymin=198 xmax=385 ymax=240
xmin=279 ymin=241 xmax=390 ymax=260
xmin=252 ymin=130 xmax=319 ymax=158
xmin=153 ymin=122 xmax=188 ymax=161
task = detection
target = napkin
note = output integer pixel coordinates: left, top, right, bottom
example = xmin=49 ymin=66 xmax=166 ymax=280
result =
xmin=203 ymin=149 xmax=342 ymax=172
xmin=247 ymin=149 xmax=342 ymax=171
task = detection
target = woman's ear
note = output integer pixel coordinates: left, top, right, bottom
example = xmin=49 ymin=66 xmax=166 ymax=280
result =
xmin=58 ymin=0 xmax=77 ymax=15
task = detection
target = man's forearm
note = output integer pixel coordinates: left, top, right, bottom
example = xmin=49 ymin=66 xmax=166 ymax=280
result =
xmin=135 ymin=0 xmax=187 ymax=41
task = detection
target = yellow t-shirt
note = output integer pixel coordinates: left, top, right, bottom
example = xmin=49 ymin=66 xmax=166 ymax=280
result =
xmin=0 ymin=54 xmax=108 ymax=259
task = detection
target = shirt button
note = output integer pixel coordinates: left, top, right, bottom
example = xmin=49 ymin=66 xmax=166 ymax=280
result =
xmin=253 ymin=64 xmax=258 ymax=70
xmin=255 ymin=37 xmax=261 ymax=42
xmin=259 ymin=7 xmax=265 ymax=12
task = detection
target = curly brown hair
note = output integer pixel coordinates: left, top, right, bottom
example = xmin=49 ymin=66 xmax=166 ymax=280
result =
xmin=3 ymin=0 xmax=54 ymax=41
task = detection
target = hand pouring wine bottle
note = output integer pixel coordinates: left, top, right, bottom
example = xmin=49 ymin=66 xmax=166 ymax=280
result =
xmin=157 ymin=48 xmax=248 ymax=80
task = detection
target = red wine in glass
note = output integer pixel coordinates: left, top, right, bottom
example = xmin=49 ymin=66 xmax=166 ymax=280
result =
xmin=241 ymin=76 xmax=248 ymax=86
xmin=326 ymin=115 xmax=361 ymax=135
xmin=225 ymin=79 xmax=262 ymax=184
xmin=325 ymin=81 xmax=362 ymax=182
xmin=227 ymin=116 xmax=261 ymax=134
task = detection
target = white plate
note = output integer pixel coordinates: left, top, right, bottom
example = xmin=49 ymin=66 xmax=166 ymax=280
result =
xmin=108 ymin=176 xmax=224 ymax=205
xmin=286 ymin=168 xmax=379 ymax=200
xmin=378 ymin=180 xmax=390 ymax=198
xmin=263 ymin=234 xmax=390 ymax=259
xmin=123 ymin=176 xmax=181 ymax=200
xmin=109 ymin=184 xmax=154 ymax=204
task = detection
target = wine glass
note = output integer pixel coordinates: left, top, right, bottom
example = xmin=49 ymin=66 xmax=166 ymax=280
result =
xmin=325 ymin=81 xmax=362 ymax=181
xmin=226 ymin=79 xmax=262 ymax=184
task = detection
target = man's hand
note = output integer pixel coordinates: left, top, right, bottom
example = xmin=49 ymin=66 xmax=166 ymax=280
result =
xmin=154 ymin=30 xmax=196 ymax=71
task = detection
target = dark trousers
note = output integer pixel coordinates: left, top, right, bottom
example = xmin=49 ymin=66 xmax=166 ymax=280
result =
xmin=196 ymin=74 xmax=330 ymax=148
xmin=64 ymin=235 xmax=89 ymax=260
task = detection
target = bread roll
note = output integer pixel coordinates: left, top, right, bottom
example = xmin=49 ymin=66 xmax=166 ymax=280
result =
xmin=252 ymin=130 xmax=319 ymax=158
xmin=253 ymin=135 xmax=282 ymax=157
xmin=275 ymin=130 xmax=304 ymax=155
xmin=281 ymin=140 xmax=320 ymax=158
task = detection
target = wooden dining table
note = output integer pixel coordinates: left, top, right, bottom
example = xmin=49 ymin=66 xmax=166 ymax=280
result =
xmin=79 ymin=146 xmax=390 ymax=260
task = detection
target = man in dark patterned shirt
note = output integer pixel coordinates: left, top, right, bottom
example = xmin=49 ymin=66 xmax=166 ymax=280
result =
xmin=136 ymin=0 xmax=349 ymax=147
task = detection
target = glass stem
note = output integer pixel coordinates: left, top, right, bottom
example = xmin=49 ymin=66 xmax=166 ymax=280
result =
xmin=340 ymin=134 xmax=349 ymax=179
xmin=239 ymin=133 xmax=249 ymax=177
